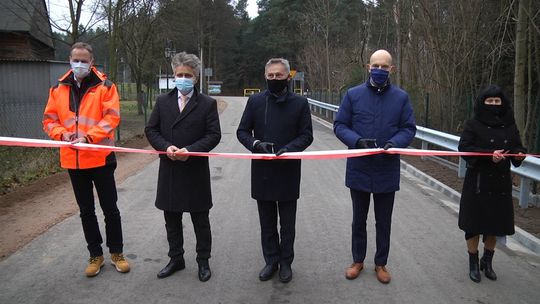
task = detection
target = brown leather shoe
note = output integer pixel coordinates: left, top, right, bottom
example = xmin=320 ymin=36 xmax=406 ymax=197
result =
xmin=345 ymin=263 xmax=364 ymax=280
xmin=375 ymin=266 xmax=391 ymax=284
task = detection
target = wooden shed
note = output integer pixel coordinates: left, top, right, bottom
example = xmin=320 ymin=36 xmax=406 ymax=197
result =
xmin=0 ymin=0 xmax=54 ymax=60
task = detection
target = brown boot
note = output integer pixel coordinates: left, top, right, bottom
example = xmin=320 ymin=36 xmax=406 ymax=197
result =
xmin=374 ymin=265 xmax=391 ymax=284
xmin=345 ymin=263 xmax=364 ymax=280
xmin=111 ymin=253 xmax=131 ymax=273
xmin=85 ymin=256 xmax=104 ymax=277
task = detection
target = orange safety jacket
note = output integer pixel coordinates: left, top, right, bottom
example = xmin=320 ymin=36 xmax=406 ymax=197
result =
xmin=43 ymin=67 xmax=120 ymax=169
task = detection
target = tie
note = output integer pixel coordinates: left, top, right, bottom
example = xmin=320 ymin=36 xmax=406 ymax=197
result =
xmin=179 ymin=95 xmax=188 ymax=112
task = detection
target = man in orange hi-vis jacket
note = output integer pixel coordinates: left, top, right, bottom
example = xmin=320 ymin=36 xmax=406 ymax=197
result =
xmin=43 ymin=42 xmax=130 ymax=277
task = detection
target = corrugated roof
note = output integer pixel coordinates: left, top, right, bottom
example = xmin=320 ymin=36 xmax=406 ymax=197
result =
xmin=0 ymin=0 xmax=54 ymax=47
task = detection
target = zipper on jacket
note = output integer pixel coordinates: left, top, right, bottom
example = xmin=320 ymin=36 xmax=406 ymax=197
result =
xmin=70 ymin=87 xmax=80 ymax=169
xmin=264 ymin=96 xmax=269 ymax=128
xmin=264 ymin=96 xmax=269 ymax=140
xmin=71 ymin=81 xmax=103 ymax=169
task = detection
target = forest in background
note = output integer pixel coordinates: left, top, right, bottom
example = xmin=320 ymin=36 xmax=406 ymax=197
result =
xmin=31 ymin=0 xmax=540 ymax=150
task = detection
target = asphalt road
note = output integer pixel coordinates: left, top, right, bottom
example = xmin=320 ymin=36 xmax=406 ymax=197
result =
xmin=1 ymin=96 xmax=539 ymax=304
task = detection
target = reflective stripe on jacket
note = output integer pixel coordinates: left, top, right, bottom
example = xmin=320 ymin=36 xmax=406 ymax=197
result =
xmin=42 ymin=67 xmax=120 ymax=169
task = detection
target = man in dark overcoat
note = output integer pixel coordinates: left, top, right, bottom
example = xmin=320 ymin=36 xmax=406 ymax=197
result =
xmin=145 ymin=52 xmax=221 ymax=282
xmin=334 ymin=49 xmax=416 ymax=284
xmin=237 ymin=58 xmax=313 ymax=283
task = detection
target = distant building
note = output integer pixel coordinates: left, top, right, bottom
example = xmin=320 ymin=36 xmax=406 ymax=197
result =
xmin=0 ymin=0 xmax=54 ymax=60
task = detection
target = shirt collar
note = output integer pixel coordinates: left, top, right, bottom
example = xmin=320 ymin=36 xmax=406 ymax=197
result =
xmin=178 ymin=90 xmax=194 ymax=100
xmin=73 ymin=74 xmax=82 ymax=88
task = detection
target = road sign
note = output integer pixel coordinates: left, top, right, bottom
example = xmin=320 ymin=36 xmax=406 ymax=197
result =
xmin=290 ymin=69 xmax=297 ymax=78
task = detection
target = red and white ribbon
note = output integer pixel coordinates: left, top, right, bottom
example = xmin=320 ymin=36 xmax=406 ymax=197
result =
xmin=0 ymin=136 xmax=536 ymax=160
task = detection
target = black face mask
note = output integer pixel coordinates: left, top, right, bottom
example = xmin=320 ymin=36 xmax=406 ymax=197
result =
xmin=484 ymin=105 xmax=503 ymax=116
xmin=267 ymin=78 xmax=289 ymax=95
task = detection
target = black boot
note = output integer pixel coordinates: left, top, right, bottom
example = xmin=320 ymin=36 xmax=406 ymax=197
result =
xmin=468 ymin=251 xmax=481 ymax=283
xmin=480 ymin=249 xmax=497 ymax=281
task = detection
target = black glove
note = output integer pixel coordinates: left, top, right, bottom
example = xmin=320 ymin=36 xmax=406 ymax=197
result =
xmin=276 ymin=147 xmax=288 ymax=156
xmin=356 ymin=138 xmax=377 ymax=149
xmin=383 ymin=142 xmax=394 ymax=150
xmin=254 ymin=141 xmax=275 ymax=154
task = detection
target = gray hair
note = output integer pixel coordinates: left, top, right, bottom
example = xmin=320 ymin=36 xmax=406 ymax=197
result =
xmin=171 ymin=52 xmax=201 ymax=77
xmin=71 ymin=42 xmax=94 ymax=59
xmin=265 ymin=58 xmax=290 ymax=74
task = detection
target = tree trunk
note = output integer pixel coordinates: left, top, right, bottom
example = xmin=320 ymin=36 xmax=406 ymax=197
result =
xmin=393 ymin=0 xmax=401 ymax=86
xmin=68 ymin=0 xmax=82 ymax=44
xmin=107 ymin=0 xmax=123 ymax=82
xmin=514 ymin=0 xmax=529 ymax=143
xmin=524 ymin=3 xmax=533 ymax=146
xmin=136 ymin=81 xmax=144 ymax=115
xmin=534 ymin=13 xmax=540 ymax=152
xmin=324 ymin=0 xmax=331 ymax=92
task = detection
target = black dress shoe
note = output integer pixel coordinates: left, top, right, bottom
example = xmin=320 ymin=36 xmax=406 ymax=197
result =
xmin=157 ymin=258 xmax=185 ymax=279
xmin=279 ymin=264 xmax=292 ymax=283
xmin=259 ymin=263 xmax=278 ymax=281
xmin=198 ymin=264 xmax=211 ymax=282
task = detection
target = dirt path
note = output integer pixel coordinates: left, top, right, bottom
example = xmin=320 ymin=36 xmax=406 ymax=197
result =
xmin=0 ymin=99 xmax=228 ymax=261
xmin=0 ymin=135 xmax=156 ymax=260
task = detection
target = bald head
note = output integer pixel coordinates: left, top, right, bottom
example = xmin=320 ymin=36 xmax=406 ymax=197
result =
xmin=369 ymin=49 xmax=393 ymax=66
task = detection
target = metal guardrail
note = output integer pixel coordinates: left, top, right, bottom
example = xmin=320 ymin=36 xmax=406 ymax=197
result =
xmin=307 ymin=98 xmax=540 ymax=208
xmin=415 ymin=126 xmax=467 ymax=178
xmin=307 ymin=98 xmax=339 ymax=121
xmin=307 ymin=98 xmax=339 ymax=112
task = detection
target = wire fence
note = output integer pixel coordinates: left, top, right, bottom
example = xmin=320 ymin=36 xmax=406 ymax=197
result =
xmin=0 ymin=61 xmax=68 ymax=139
xmin=0 ymin=60 xmax=154 ymax=194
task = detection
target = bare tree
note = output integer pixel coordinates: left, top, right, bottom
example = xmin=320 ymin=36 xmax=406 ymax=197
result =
xmin=514 ymin=0 xmax=529 ymax=140
xmin=301 ymin=0 xmax=338 ymax=92
xmin=51 ymin=0 xmax=106 ymax=44
xmin=118 ymin=0 xmax=159 ymax=114
xmin=102 ymin=0 xmax=126 ymax=82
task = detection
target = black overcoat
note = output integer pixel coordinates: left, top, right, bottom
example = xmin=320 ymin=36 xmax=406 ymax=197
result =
xmin=458 ymin=118 xmax=526 ymax=236
xmin=237 ymin=90 xmax=313 ymax=201
xmin=145 ymin=88 xmax=221 ymax=212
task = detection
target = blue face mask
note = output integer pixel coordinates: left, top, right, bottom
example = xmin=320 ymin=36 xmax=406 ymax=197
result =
xmin=370 ymin=68 xmax=390 ymax=86
xmin=175 ymin=77 xmax=194 ymax=95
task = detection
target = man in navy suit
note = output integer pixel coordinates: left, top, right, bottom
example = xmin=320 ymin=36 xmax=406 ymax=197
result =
xmin=145 ymin=52 xmax=221 ymax=282
xmin=334 ymin=49 xmax=416 ymax=284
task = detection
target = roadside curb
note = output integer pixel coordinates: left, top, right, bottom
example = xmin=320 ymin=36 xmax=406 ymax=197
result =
xmin=401 ymin=160 xmax=540 ymax=256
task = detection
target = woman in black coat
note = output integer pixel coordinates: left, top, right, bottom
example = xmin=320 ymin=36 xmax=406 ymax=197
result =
xmin=458 ymin=85 xmax=526 ymax=283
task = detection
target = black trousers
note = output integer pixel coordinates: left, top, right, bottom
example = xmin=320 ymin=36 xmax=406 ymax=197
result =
xmin=257 ymin=200 xmax=297 ymax=266
xmin=68 ymin=163 xmax=122 ymax=257
xmin=164 ymin=210 xmax=211 ymax=265
xmin=350 ymin=189 xmax=395 ymax=266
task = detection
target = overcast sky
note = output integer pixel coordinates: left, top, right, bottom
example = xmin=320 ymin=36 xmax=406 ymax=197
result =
xmin=46 ymin=0 xmax=259 ymax=31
